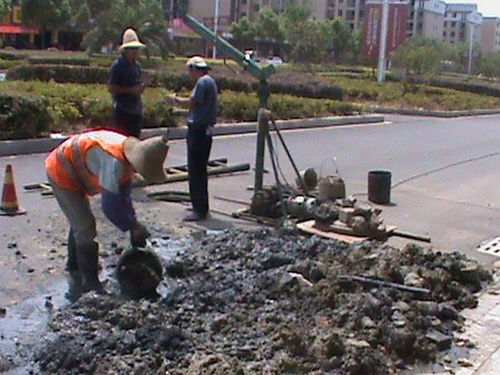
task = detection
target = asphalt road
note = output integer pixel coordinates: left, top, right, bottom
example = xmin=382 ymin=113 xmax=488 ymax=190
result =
xmin=2 ymin=113 xmax=500 ymax=298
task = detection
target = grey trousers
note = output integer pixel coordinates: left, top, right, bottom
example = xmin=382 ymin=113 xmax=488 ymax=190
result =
xmin=48 ymin=177 xmax=97 ymax=247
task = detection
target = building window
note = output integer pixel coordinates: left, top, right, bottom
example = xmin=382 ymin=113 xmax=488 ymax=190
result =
xmin=338 ymin=10 xmax=343 ymax=17
xmin=451 ymin=31 xmax=455 ymax=37
xmin=443 ymin=31 xmax=447 ymax=37
xmin=451 ymin=21 xmax=456 ymax=27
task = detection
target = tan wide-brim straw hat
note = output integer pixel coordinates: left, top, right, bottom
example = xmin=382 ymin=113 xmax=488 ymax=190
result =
xmin=124 ymin=136 xmax=168 ymax=184
xmin=186 ymin=56 xmax=211 ymax=70
xmin=119 ymin=28 xmax=146 ymax=51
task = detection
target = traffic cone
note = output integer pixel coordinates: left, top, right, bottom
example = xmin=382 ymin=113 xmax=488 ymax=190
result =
xmin=0 ymin=164 xmax=26 ymax=216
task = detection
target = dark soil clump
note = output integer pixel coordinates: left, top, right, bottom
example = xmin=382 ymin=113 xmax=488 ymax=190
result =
xmin=34 ymin=229 xmax=491 ymax=374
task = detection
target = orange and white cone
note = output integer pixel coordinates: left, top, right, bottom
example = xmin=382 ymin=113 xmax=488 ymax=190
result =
xmin=0 ymin=164 xmax=26 ymax=216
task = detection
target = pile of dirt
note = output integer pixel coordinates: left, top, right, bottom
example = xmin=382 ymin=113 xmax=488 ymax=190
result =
xmin=34 ymin=229 xmax=492 ymax=375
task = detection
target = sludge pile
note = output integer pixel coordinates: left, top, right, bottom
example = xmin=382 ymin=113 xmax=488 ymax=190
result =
xmin=36 ymin=230 xmax=492 ymax=375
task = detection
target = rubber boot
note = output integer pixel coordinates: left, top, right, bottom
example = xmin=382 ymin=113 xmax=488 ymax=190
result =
xmin=65 ymin=229 xmax=78 ymax=271
xmin=65 ymin=229 xmax=83 ymax=302
xmin=76 ymin=242 xmax=105 ymax=294
xmin=66 ymin=271 xmax=83 ymax=302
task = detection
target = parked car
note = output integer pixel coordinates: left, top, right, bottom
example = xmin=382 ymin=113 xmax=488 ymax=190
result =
xmin=266 ymin=56 xmax=284 ymax=66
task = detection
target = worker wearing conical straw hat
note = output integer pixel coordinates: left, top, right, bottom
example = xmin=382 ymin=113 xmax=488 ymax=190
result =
xmin=45 ymin=130 xmax=168 ymax=301
xmin=108 ymin=28 xmax=148 ymax=137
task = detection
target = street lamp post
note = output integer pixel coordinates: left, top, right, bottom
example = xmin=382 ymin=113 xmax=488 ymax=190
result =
xmin=468 ymin=24 xmax=474 ymax=75
xmin=213 ymin=0 xmax=220 ymax=59
xmin=377 ymin=0 xmax=390 ymax=83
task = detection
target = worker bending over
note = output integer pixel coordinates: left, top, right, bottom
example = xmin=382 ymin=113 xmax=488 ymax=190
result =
xmin=168 ymin=56 xmax=218 ymax=222
xmin=45 ymin=130 xmax=168 ymax=301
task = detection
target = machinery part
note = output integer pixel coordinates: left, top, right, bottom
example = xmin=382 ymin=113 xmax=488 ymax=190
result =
xmin=181 ymin=13 xmax=275 ymax=81
xmin=296 ymin=168 xmax=318 ymax=192
xmin=351 ymin=215 xmax=370 ymax=235
xmin=368 ymin=170 xmax=392 ymax=205
xmin=285 ymin=196 xmax=318 ymax=219
xmin=314 ymin=202 xmax=338 ymax=225
xmin=318 ymin=175 xmax=346 ymax=201
xmin=339 ymin=275 xmax=430 ymax=295
xmin=250 ymin=187 xmax=281 ymax=218
xmin=117 ymin=248 xmax=163 ymax=300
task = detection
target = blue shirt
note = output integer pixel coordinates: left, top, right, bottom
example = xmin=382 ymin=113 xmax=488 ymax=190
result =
xmin=108 ymin=57 xmax=143 ymax=116
xmin=189 ymin=74 xmax=218 ymax=128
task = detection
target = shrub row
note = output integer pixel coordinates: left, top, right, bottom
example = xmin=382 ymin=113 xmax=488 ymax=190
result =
xmin=28 ymin=56 xmax=90 ymax=66
xmin=424 ymin=78 xmax=500 ymax=99
xmin=0 ymin=81 xmax=362 ymax=140
xmin=7 ymin=64 xmax=345 ymax=101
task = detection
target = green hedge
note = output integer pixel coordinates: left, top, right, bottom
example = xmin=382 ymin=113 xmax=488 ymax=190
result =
xmin=424 ymin=78 xmax=500 ymax=98
xmin=0 ymin=81 xmax=363 ymax=140
xmin=28 ymin=56 xmax=90 ymax=66
xmin=0 ymin=93 xmax=52 ymax=139
xmin=7 ymin=64 xmax=344 ymax=101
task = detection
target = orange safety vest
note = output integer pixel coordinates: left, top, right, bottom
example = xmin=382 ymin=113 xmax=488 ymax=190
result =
xmin=45 ymin=130 xmax=135 ymax=195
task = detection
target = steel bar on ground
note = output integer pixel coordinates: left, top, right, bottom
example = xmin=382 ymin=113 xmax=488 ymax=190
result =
xmin=340 ymin=275 xmax=431 ymax=295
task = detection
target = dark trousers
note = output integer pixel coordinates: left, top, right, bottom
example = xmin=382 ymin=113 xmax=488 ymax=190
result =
xmin=113 ymin=108 xmax=142 ymax=138
xmin=187 ymin=127 xmax=213 ymax=217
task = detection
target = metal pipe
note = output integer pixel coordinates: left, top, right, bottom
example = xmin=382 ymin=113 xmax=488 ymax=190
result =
xmin=254 ymin=109 xmax=269 ymax=191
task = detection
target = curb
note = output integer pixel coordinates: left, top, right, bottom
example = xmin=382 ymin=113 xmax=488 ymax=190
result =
xmin=0 ymin=114 xmax=384 ymax=157
xmin=372 ymin=106 xmax=500 ymax=118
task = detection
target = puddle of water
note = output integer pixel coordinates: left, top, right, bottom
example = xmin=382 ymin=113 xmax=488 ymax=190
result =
xmin=0 ymin=235 xmax=194 ymax=374
xmin=0 ymin=280 xmax=68 ymax=374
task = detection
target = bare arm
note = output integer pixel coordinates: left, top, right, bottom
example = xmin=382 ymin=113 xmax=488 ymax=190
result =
xmin=166 ymin=94 xmax=198 ymax=109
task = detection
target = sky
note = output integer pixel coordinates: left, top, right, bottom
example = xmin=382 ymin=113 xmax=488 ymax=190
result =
xmin=449 ymin=0 xmax=500 ymax=17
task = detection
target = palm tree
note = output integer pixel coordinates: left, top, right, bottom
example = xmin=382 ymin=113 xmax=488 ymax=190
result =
xmin=82 ymin=0 xmax=169 ymax=56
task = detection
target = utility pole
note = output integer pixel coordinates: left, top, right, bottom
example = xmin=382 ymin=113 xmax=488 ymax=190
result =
xmin=377 ymin=0 xmax=390 ymax=83
xmin=213 ymin=0 xmax=220 ymax=59
xmin=468 ymin=23 xmax=474 ymax=75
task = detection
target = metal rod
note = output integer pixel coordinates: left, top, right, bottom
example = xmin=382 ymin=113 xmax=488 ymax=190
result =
xmin=340 ymin=275 xmax=431 ymax=295
xmin=214 ymin=196 xmax=250 ymax=206
xmin=164 ymin=163 xmax=250 ymax=183
xmin=391 ymin=230 xmax=431 ymax=243
xmin=269 ymin=116 xmax=307 ymax=192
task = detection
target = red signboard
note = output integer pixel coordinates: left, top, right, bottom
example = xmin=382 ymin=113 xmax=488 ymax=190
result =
xmin=0 ymin=25 xmax=39 ymax=34
xmin=362 ymin=2 xmax=409 ymax=60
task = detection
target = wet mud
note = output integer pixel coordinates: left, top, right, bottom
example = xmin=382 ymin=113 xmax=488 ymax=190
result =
xmin=2 ymin=229 xmax=493 ymax=374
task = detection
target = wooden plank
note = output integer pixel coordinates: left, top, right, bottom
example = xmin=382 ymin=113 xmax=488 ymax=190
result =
xmin=297 ymin=220 xmax=369 ymax=244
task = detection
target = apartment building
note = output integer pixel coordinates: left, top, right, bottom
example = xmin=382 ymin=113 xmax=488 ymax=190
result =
xmin=362 ymin=0 xmax=410 ymax=60
xmin=443 ymin=3 xmax=482 ymax=45
xmin=313 ymin=0 xmax=366 ymax=29
xmin=408 ymin=0 xmax=446 ymax=39
xmin=480 ymin=17 xmax=500 ymax=53
xmin=167 ymin=0 xmax=368 ymax=30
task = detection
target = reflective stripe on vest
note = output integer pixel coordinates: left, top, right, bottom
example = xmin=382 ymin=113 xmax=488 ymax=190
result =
xmin=56 ymin=135 xmax=99 ymax=195
xmin=47 ymin=130 xmax=133 ymax=194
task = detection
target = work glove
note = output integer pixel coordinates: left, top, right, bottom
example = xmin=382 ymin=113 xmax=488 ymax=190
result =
xmin=130 ymin=222 xmax=151 ymax=249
